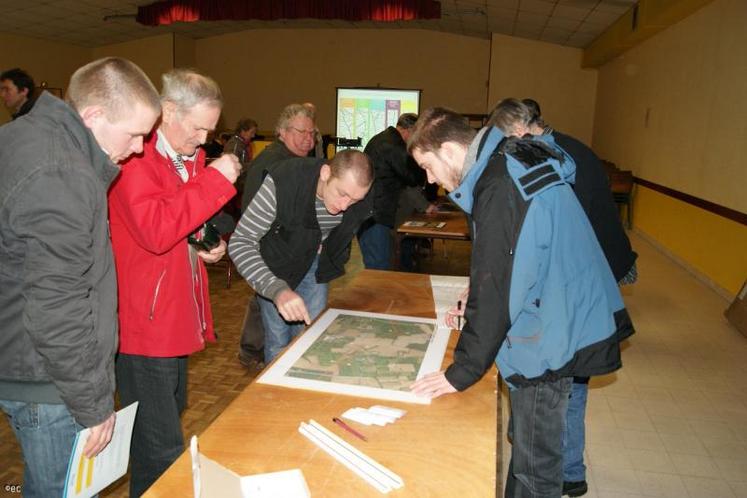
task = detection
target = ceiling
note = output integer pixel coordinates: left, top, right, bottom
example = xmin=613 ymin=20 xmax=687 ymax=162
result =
xmin=0 ymin=0 xmax=636 ymax=49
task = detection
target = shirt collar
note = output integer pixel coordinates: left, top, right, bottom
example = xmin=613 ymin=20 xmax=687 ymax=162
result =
xmin=156 ymin=128 xmax=197 ymax=162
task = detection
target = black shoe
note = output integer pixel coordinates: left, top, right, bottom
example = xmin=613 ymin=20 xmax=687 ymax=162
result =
xmin=562 ymin=480 xmax=588 ymax=497
xmin=238 ymin=353 xmax=265 ymax=370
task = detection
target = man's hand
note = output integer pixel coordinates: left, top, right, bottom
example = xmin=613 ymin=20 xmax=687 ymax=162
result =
xmin=83 ymin=412 xmax=116 ymax=458
xmin=197 ymin=239 xmax=226 ymax=263
xmin=410 ymin=371 xmax=457 ymax=399
xmin=274 ymin=289 xmax=311 ymax=324
xmin=425 ymin=203 xmax=439 ymax=215
xmin=444 ymin=284 xmax=469 ymax=329
xmin=209 ymin=154 xmax=241 ymax=184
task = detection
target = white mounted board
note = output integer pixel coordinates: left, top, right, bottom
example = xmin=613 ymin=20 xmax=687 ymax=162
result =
xmin=257 ymin=308 xmax=449 ymax=404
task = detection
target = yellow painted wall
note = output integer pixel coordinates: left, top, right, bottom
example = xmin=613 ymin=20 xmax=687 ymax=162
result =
xmin=91 ymin=34 xmax=174 ymax=91
xmin=593 ymin=0 xmax=747 ymax=295
xmin=0 ymin=33 xmax=90 ymax=123
xmin=634 ymin=187 xmax=747 ymax=295
xmin=195 ymin=29 xmax=491 ymax=135
xmin=488 ymin=33 xmax=598 ymax=145
xmin=593 ymin=0 xmax=746 ymax=213
xmin=174 ymin=34 xmax=196 ymax=68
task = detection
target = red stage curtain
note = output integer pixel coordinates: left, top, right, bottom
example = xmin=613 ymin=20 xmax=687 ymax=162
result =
xmin=137 ymin=0 xmax=441 ymax=26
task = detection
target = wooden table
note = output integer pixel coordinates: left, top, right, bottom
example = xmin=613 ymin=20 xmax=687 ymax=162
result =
xmin=144 ymin=270 xmax=499 ymax=497
xmin=395 ymin=212 xmax=471 ymax=270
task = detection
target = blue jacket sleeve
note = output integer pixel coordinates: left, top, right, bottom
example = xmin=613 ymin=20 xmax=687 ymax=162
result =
xmin=444 ymin=163 xmax=528 ymax=391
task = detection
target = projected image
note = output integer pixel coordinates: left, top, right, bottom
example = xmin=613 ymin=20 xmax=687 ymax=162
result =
xmin=336 ymin=88 xmax=420 ymax=150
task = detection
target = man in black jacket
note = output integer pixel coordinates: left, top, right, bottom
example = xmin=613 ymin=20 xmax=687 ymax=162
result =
xmin=0 ymin=68 xmax=36 ymax=120
xmin=523 ymin=98 xmax=637 ymax=497
xmin=0 ymin=58 xmax=160 ymax=498
xmin=229 ymin=150 xmax=373 ymax=362
xmin=357 ymin=113 xmax=431 ymax=269
xmin=237 ymin=103 xmax=317 ymax=368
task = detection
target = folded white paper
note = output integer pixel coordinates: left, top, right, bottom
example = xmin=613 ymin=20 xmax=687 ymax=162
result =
xmin=299 ymin=419 xmax=403 ymax=494
xmin=190 ymin=435 xmax=310 ymax=498
xmin=342 ymin=405 xmax=407 ymax=426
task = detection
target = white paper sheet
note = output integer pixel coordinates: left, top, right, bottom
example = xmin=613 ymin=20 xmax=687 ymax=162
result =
xmin=190 ymin=435 xmax=310 ymax=498
xmin=63 ymin=402 xmax=138 ymax=498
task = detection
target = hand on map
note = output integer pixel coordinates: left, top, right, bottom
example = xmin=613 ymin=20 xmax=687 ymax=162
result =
xmin=444 ymin=285 xmax=469 ymax=329
xmin=275 ymin=289 xmax=311 ymax=324
xmin=410 ymin=371 xmax=457 ymax=399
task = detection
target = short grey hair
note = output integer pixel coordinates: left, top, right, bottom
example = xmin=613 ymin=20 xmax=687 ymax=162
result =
xmin=276 ymin=103 xmax=315 ymax=135
xmin=161 ymin=68 xmax=222 ymax=113
xmin=487 ymin=98 xmax=532 ymax=135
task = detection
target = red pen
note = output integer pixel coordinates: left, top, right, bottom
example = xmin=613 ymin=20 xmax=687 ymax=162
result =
xmin=332 ymin=417 xmax=367 ymax=442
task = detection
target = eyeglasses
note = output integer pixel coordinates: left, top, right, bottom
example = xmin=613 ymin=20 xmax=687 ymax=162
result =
xmin=288 ymin=126 xmax=315 ymax=137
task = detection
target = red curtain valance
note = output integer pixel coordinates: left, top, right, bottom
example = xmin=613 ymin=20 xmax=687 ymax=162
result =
xmin=137 ymin=0 xmax=441 ymax=26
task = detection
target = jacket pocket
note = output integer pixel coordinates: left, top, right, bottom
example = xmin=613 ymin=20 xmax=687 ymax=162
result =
xmin=148 ymin=269 xmax=167 ymax=321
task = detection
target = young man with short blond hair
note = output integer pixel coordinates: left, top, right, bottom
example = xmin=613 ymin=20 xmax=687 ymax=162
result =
xmin=0 ymin=57 xmax=160 ymax=498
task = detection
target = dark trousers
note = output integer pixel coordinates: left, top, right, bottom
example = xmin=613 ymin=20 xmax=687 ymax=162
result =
xmin=399 ymin=237 xmax=418 ymax=272
xmin=116 ymin=354 xmax=188 ymax=498
xmin=239 ymin=296 xmax=265 ymax=362
xmin=357 ymin=221 xmax=393 ymax=270
xmin=505 ymin=377 xmax=572 ymax=498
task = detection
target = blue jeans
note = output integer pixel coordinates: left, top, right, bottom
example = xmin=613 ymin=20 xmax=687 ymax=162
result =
xmin=116 ymin=354 xmax=188 ymax=498
xmin=0 ymin=400 xmax=83 ymax=498
xmin=505 ymin=377 xmax=572 ymax=498
xmin=357 ymin=222 xmax=392 ymax=270
xmin=258 ymin=256 xmax=328 ymax=362
xmin=562 ymin=380 xmax=589 ymax=482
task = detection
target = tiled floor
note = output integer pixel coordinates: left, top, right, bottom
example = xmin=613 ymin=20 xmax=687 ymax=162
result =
xmin=502 ymin=231 xmax=747 ymax=497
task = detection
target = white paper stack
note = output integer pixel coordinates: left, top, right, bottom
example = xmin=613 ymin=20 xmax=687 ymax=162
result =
xmin=298 ymin=419 xmax=403 ymax=494
xmin=342 ymin=405 xmax=407 ymax=426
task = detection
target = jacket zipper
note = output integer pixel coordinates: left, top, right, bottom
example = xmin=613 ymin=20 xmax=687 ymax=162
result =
xmin=505 ymin=229 xmax=521 ymax=349
xmin=192 ymin=263 xmax=207 ymax=342
xmin=149 ymin=269 xmax=167 ymax=320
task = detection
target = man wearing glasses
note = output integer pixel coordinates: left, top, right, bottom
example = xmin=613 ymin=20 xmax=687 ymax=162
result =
xmin=238 ymin=103 xmax=317 ymax=369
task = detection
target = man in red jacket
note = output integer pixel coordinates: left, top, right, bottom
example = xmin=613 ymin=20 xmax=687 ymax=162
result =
xmin=108 ymin=68 xmax=241 ymax=497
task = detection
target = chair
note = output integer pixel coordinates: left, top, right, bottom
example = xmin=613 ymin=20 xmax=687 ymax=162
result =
xmin=209 ymin=234 xmax=234 ymax=288
xmin=601 ymin=159 xmax=619 ymax=175
xmin=608 ymin=170 xmax=634 ymax=228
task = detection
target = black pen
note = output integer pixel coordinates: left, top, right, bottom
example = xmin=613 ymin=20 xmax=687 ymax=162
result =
xmin=457 ymin=300 xmax=462 ymax=330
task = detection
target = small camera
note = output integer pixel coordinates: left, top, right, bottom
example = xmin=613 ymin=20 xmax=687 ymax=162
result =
xmin=187 ymin=222 xmax=221 ymax=251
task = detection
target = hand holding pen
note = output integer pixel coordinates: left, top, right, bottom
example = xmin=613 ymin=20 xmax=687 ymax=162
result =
xmin=445 ymin=286 xmax=469 ymax=330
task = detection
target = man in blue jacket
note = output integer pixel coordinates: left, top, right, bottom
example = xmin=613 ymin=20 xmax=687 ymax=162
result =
xmin=410 ymin=101 xmax=634 ymax=497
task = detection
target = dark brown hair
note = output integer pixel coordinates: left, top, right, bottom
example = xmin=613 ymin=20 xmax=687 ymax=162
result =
xmin=407 ymin=107 xmax=475 ymax=154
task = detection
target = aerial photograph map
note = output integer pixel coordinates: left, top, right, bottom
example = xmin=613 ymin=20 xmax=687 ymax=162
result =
xmin=257 ymin=309 xmax=449 ymax=404
xmin=286 ymin=314 xmax=435 ymax=391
